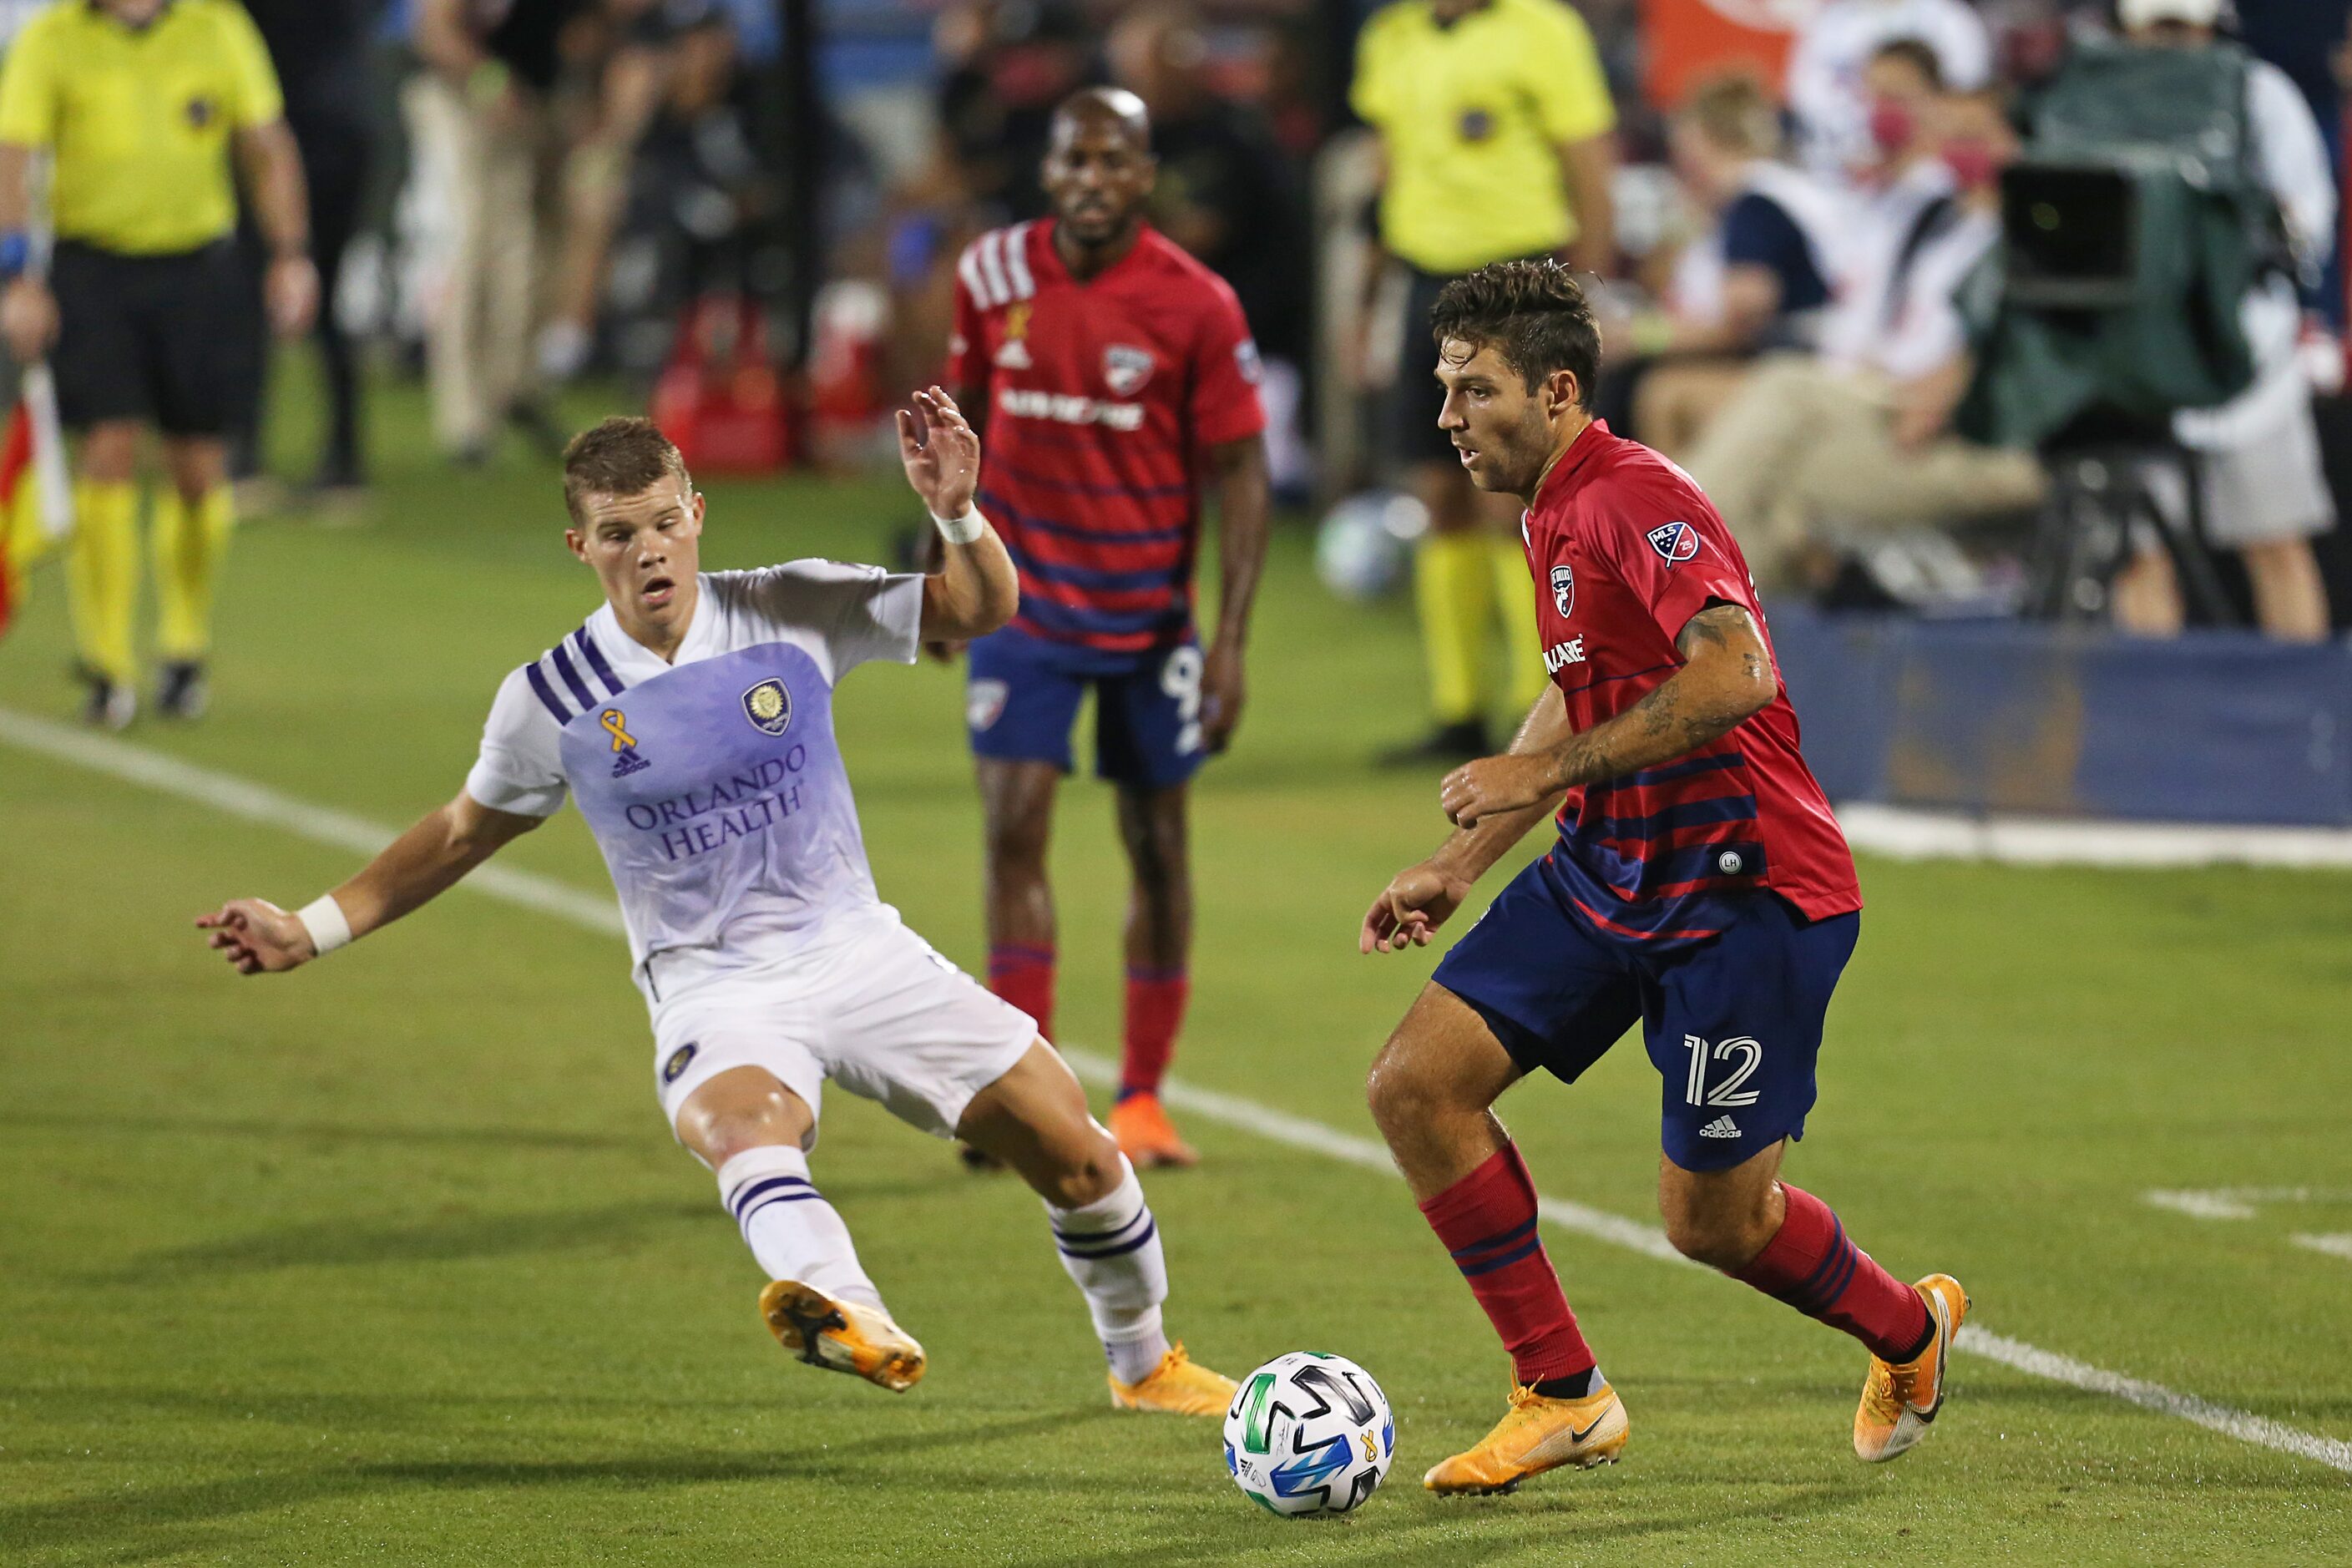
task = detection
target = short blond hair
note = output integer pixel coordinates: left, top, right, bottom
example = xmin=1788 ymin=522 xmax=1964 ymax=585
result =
xmin=561 ymin=417 xmax=690 ymax=522
xmin=1677 ymin=73 xmax=1781 ymax=159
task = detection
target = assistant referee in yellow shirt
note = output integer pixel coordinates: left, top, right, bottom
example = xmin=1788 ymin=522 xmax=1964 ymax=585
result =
xmin=1351 ymin=0 xmax=1616 ymax=764
xmin=0 ymin=0 xmax=315 ymax=727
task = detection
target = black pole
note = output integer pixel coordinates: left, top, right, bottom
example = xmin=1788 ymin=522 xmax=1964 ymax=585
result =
xmin=776 ymin=0 xmax=820 ymax=377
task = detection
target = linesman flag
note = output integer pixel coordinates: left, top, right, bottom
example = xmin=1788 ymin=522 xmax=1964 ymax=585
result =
xmin=0 ymin=362 xmax=71 ymax=637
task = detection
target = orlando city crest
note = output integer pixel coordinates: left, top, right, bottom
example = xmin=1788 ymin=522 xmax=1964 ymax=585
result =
xmin=1647 ymin=520 xmax=1701 ymax=565
xmin=1550 ymin=563 xmax=1575 ymax=617
xmin=741 ymin=678 xmax=792 ymax=736
xmin=1103 ymin=344 xmax=1156 ymax=397
xmin=599 ymin=709 xmax=650 ymax=777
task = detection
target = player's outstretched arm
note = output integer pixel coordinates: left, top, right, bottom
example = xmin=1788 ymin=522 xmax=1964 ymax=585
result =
xmin=195 ymin=791 xmax=544 ymax=974
xmin=1438 ymin=603 xmax=1773 ymax=832
xmin=1362 ymin=685 xmax=1575 ymax=955
xmin=901 ymin=386 xmax=1019 ymax=643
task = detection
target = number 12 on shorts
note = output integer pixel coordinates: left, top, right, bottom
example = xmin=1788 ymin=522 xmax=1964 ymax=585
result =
xmin=1682 ymin=1034 xmax=1762 ymax=1107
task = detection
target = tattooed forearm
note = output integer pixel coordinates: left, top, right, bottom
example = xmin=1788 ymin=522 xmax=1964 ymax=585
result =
xmin=1539 ymin=603 xmax=1777 ymax=790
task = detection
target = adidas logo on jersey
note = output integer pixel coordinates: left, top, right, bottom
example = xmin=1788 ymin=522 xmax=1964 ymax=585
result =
xmin=994 ymin=338 xmax=1032 ymax=370
xmin=1698 ymin=1115 xmax=1741 ymax=1140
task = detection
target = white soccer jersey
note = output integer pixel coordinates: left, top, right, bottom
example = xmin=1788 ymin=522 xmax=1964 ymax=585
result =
xmin=465 ymin=563 xmax=924 ymax=987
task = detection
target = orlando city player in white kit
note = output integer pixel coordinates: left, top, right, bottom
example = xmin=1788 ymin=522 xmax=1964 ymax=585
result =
xmin=195 ymin=392 xmax=1237 ymax=1414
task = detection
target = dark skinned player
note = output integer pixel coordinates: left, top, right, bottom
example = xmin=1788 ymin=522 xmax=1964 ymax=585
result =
xmin=942 ymin=87 xmax=1272 ymax=1168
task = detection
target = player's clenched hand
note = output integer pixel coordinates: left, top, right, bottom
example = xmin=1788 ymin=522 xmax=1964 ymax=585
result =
xmin=1439 ymin=753 xmax=1560 ymax=830
xmin=898 ymin=386 xmax=980 ymax=520
xmin=266 ymin=254 xmax=321 ymax=340
xmin=2 ymin=277 xmax=57 ymax=363
xmin=195 ymin=898 xmax=316 ymax=975
xmin=1360 ymin=861 xmax=1469 ymax=955
xmin=1200 ymin=641 xmax=1245 ymax=752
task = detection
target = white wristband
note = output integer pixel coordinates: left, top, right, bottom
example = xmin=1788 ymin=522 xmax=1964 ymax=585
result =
xmin=931 ymin=505 xmax=985 ymax=545
xmin=296 ymin=894 xmax=352 ymax=957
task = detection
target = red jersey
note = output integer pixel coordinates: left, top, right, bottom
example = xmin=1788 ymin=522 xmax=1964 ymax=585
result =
xmin=1523 ymin=421 xmax=1861 ymax=944
xmin=948 ymin=221 xmax=1267 ymax=655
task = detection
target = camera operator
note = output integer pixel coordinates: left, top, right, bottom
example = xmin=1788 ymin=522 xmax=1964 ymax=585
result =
xmin=2106 ymin=0 xmax=2336 ymax=641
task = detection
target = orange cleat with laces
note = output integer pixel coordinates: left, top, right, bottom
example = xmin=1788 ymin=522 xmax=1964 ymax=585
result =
xmin=1854 ymin=1273 xmax=1970 ymax=1462
xmin=1423 ymin=1378 xmax=1629 ymax=1495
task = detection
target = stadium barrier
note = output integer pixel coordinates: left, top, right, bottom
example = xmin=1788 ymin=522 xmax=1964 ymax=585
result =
xmin=1773 ymin=609 xmax=2352 ymax=827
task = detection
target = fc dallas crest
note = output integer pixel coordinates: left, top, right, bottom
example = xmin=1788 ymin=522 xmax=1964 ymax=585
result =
xmin=1102 ymin=344 xmax=1155 ymax=397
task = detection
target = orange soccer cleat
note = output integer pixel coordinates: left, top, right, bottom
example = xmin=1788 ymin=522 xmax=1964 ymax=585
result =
xmin=1108 ymin=1093 xmax=1199 ymax=1169
xmin=1108 ymin=1343 xmax=1237 ymax=1415
xmin=758 ymin=1279 xmax=927 ymax=1393
xmin=1854 ymin=1273 xmax=1970 ymax=1462
xmin=1423 ymin=1379 xmax=1629 ymax=1495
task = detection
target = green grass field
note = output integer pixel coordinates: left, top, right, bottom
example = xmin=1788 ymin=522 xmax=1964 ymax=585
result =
xmin=4 ymin=378 xmax=2350 ymax=1565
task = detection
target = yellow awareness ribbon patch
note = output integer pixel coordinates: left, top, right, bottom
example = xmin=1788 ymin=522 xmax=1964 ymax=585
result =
xmin=599 ymin=709 xmax=638 ymax=753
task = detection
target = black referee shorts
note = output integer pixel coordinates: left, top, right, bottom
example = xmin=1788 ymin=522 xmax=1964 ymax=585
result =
xmin=1391 ymin=264 xmax=1459 ymax=468
xmin=1391 ymin=255 xmax=1558 ymax=469
xmin=52 ymin=238 xmax=245 ymax=438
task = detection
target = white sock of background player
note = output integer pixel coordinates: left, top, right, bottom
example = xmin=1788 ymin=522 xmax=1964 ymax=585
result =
xmin=716 ymin=1146 xmax=885 ymax=1312
xmin=1046 ymin=1155 xmax=1172 ymax=1383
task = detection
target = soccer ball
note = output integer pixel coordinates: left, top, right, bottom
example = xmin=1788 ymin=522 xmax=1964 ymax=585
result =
xmin=1313 ymin=490 xmax=1426 ymax=602
xmin=1222 ymin=1352 xmax=1395 ymax=1516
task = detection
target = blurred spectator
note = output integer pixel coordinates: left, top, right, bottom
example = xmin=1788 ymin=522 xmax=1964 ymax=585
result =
xmin=1348 ymin=0 xmax=1617 ymax=763
xmin=2238 ymin=0 xmax=2347 ymax=329
xmin=1683 ymin=41 xmax=2044 ymax=594
xmin=1788 ymin=0 xmax=1992 ymax=176
xmin=2104 ymin=0 xmax=2335 ymax=640
xmin=238 ymin=0 xmax=381 ymax=500
xmin=407 ymin=0 xmax=576 ymax=462
xmin=1108 ymin=3 xmax=1310 ymax=493
xmin=1600 ymin=73 xmax=1846 ymax=457
xmin=623 ymin=8 xmax=781 ymax=312
xmin=934 ymin=2 xmax=1091 ymax=222
xmin=538 ymin=0 xmax=724 ymax=386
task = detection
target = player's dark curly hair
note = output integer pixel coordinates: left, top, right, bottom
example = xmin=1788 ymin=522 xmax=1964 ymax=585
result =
xmin=1429 ymin=260 xmax=1601 ymax=408
xmin=562 ymin=417 xmax=690 ymax=522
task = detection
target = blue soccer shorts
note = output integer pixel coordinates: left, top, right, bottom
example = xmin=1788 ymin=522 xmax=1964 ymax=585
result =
xmin=1430 ymin=848 xmax=1860 ymax=1172
xmin=964 ymin=625 xmax=1207 ymax=790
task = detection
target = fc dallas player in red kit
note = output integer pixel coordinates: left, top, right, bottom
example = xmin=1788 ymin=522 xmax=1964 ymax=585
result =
xmin=942 ymin=89 xmax=1271 ymax=1169
xmin=1360 ymin=261 xmax=1968 ymax=1494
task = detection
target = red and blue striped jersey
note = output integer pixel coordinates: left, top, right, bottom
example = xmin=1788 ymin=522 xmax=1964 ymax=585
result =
xmin=947 ymin=221 xmax=1267 ymax=655
xmin=1523 ymin=421 xmax=1861 ymax=944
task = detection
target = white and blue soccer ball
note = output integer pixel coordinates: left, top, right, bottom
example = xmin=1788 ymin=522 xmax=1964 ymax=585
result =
xmin=1222 ymin=1352 xmax=1395 ymax=1517
xmin=1313 ymin=490 xmax=1426 ymax=602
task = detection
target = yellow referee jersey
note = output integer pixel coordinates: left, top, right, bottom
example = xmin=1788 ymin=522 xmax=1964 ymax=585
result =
xmin=1351 ymin=0 xmax=1616 ymax=275
xmin=0 ymin=0 xmax=284 ymax=256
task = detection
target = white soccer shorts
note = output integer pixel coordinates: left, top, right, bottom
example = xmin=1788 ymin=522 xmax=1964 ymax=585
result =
xmin=646 ymin=906 xmax=1039 ymax=1147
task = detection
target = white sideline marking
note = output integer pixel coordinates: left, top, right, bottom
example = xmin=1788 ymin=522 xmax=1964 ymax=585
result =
xmin=2294 ymin=1235 xmax=2352 ymax=1263
xmin=5 ymin=708 xmax=2349 ymax=1477
xmin=1839 ymin=804 xmax=2352 ymax=870
xmin=2145 ymin=1188 xmax=2352 ymax=1222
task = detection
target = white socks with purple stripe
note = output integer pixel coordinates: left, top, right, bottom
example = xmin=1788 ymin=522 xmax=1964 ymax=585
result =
xmin=1047 ymin=1155 xmax=1171 ymax=1384
xmin=717 ymin=1145 xmax=883 ymax=1313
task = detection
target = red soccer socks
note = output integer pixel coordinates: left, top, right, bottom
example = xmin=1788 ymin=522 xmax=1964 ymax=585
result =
xmin=1117 ymin=965 xmax=1188 ymax=1101
xmin=1733 ymin=1183 xmax=1933 ymax=1363
xmin=1419 ymin=1145 xmax=1598 ymax=1387
xmin=988 ymin=944 xmax=1055 ymax=1042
